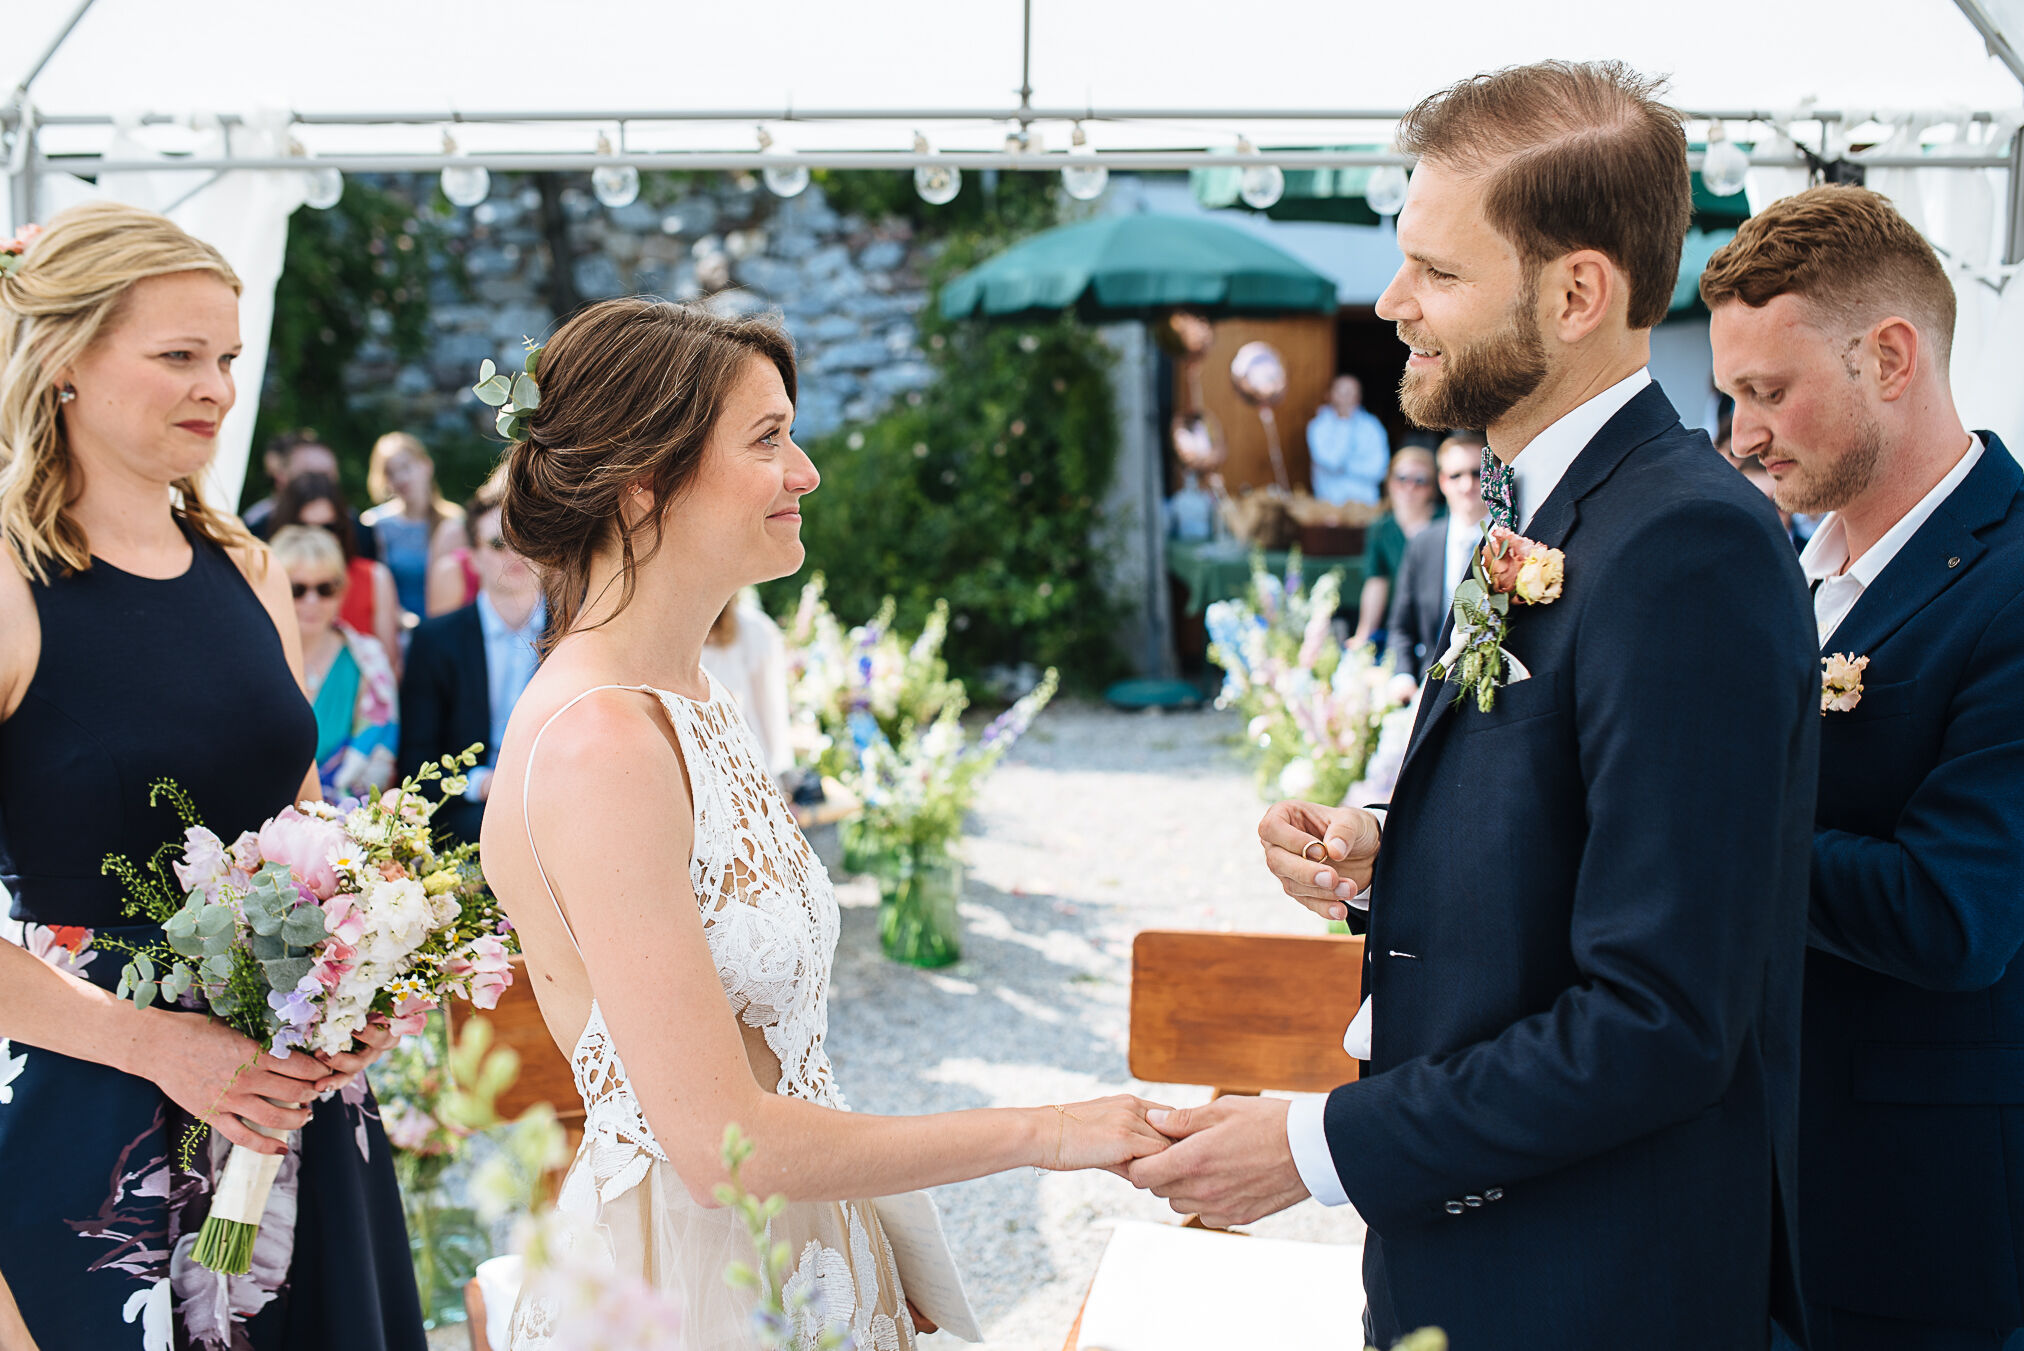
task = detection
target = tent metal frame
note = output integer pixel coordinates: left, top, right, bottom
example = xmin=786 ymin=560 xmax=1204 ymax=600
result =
xmin=7 ymin=0 xmax=2024 ymax=253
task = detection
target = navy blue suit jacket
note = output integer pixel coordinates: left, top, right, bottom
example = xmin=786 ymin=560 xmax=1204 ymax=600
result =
xmin=1330 ymin=383 xmax=1821 ymax=1349
xmin=398 ymin=605 xmax=489 ymax=846
xmin=1797 ymin=436 xmax=2024 ymax=1332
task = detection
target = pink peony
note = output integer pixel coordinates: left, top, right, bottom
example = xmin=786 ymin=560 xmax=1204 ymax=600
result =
xmin=257 ymin=808 xmax=348 ymax=899
xmin=322 ymin=894 xmax=367 ymax=946
xmin=311 ymin=939 xmax=357 ymax=990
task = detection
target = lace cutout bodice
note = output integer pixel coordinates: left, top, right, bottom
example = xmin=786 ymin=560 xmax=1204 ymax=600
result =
xmin=523 ymin=680 xmax=845 ymax=1197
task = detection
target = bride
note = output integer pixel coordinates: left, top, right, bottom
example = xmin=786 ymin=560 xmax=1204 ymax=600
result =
xmin=478 ymin=297 xmax=1169 ymax=1350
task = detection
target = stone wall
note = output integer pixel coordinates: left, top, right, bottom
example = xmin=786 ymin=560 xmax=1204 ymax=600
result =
xmin=344 ymin=176 xmax=939 ymax=450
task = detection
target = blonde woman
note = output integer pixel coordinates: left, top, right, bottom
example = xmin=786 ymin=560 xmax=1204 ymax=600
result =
xmin=1351 ymin=444 xmax=1444 ymax=646
xmin=271 ymin=525 xmax=399 ymax=802
xmin=360 ymin=430 xmax=461 ymax=621
xmin=0 ymin=203 xmax=419 ymax=1351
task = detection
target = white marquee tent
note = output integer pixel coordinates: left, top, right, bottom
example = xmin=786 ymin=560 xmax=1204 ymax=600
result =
xmin=6 ymin=0 xmax=2024 ymax=504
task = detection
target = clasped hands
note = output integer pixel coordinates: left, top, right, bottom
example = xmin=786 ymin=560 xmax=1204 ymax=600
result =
xmin=1122 ymin=800 xmax=1382 ymax=1228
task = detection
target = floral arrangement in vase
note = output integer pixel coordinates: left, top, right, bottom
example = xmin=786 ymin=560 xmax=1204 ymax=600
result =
xmin=1205 ymin=553 xmax=1418 ymax=808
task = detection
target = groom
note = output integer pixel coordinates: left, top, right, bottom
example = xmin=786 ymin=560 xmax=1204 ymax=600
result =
xmin=1129 ymin=61 xmax=1820 ymax=1349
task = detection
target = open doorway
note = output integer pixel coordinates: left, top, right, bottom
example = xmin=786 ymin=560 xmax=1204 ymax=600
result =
xmin=1335 ymin=307 xmax=1426 ymax=448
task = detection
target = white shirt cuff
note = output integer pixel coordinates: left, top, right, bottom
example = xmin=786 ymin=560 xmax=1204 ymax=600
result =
xmin=1286 ymin=1094 xmax=1350 ymax=1207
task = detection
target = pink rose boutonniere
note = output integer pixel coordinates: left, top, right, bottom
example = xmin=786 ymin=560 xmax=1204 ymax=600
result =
xmin=1821 ymin=652 xmax=1869 ymax=713
xmin=1429 ymin=524 xmax=1568 ymax=712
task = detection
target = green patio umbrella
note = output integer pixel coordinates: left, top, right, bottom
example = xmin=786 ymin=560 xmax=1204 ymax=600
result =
xmin=938 ymin=212 xmax=1339 ymax=324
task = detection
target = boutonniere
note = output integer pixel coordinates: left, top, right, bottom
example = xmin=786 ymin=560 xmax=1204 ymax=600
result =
xmin=1428 ymin=523 xmax=1567 ymax=712
xmin=1821 ymin=652 xmax=1869 ymax=713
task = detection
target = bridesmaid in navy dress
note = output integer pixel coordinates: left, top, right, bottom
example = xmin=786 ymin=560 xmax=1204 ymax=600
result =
xmin=0 ymin=204 xmax=425 ymax=1350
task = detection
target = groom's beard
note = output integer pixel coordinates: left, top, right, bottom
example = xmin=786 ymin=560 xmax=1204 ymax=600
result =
xmin=1396 ymin=282 xmax=1549 ymax=432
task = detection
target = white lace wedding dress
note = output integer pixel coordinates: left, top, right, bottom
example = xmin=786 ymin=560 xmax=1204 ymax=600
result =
xmin=508 ymin=679 xmax=914 ymax=1351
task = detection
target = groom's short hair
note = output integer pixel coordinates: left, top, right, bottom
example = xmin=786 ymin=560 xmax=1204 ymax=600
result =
xmin=1397 ymin=60 xmax=1690 ymax=331
xmin=1699 ymin=184 xmax=1957 ymax=370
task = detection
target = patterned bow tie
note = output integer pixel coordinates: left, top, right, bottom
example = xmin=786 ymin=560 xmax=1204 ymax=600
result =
xmin=1480 ymin=445 xmax=1517 ymax=531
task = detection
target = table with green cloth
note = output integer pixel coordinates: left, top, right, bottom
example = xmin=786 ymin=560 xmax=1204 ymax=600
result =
xmin=1167 ymin=539 xmax=1365 ymax=615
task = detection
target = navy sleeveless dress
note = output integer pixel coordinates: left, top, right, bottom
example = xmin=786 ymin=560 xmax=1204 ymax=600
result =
xmin=0 ymin=522 xmax=425 ymax=1351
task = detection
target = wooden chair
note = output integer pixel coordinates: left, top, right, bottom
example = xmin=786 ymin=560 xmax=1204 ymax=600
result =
xmin=1061 ymin=928 xmax=1365 ymax=1351
xmin=449 ymin=956 xmax=582 ymax=1351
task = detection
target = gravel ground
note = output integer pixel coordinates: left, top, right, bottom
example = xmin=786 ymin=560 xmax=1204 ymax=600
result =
xmin=819 ymin=699 xmax=1367 ymax=1351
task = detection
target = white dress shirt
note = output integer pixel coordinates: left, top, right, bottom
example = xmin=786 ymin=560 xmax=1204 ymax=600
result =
xmin=1443 ymin=511 xmax=1485 ymax=606
xmin=1802 ymin=436 xmax=1984 ymax=644
xmin=1285 ymin=366 xmax=1654 ymax=1210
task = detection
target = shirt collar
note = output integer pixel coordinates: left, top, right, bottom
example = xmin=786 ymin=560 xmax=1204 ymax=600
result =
xmin=1501 ymin=367 xmax=1651 ymax=532
xmin=1800 ymin=433 xmax=1985 ymax=586
xmin=476 ymin=590 xmax=546 ymax=642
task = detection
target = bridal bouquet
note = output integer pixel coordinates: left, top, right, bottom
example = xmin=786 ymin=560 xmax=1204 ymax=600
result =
xmin=99 ymin=749 xmax=516 ymax=1275
xmin=785 ymin=574 xmax=964 ymax=781
xmin=1207 ymin=553 xmax=1417 ymax=806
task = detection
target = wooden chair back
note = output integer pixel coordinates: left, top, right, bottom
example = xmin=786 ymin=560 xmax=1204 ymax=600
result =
xmin=1128 ymin=929 xmax=1363 ymax=1098
xmin=446 ymin=954 xmax=585 ymax=1129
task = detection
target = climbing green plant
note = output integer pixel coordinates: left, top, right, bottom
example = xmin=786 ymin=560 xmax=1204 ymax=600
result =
xmin=762 ymin=186 xmax=1126 ymax=689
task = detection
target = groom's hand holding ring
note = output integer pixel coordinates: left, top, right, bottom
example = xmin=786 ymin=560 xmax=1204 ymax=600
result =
xmin=1128 ymin=1098 xmax=1311 ymax=1229
xmin=1257 ymin=801 xmax=1382 ymax=922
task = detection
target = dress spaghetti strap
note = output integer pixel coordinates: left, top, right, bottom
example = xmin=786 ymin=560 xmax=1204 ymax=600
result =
xmin=518 ymin=684 xmax=647 ymax=956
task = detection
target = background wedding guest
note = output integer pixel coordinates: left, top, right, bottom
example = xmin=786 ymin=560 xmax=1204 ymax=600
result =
xmin=360 ymin=430 xmax=462 ymax=624
xmin=1386 ymin=432 xmax=1488 ymax=679
xmin=399 ymin=482 xmax=544 ymax=845
xmin=1706 ymin=184 xmax=2024 ymax=1351
xmin=700 ymin=590 xmax=796 ymax=786
xmin=0 ymin=201 xmax=419 ymax=1351
xmin=272 ymin=525 xmax=398 ymax=802
xmin=1305 ymin=374 xmax=1391 ymax=505
xmin=242 ymin=428 xmax=378 ymax=560
xmin=273 ymin=470 xmax=403 ymax=669
xmin=1350 ymin=445 xmax=1442 ymax=648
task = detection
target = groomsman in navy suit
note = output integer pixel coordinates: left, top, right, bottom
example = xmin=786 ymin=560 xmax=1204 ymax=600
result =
xmin=1705 ymin=186 xmax=2024 ymax=1351
xmin=1130 ymin=62 xmax=1819 ymax=1350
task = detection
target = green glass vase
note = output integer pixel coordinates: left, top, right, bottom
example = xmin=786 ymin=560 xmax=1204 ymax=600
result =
xmin=838 ymin=816 xmax=905 ymax=884
xmin=878 ymin=847 xmax=963 ymax=968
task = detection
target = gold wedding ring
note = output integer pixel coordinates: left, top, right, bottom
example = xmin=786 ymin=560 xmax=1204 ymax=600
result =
xmin=1302 ymin=841 xmax=1330 ymax=864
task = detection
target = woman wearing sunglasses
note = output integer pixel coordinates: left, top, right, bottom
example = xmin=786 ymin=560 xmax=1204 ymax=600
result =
xmin=271 ymin=525 xmax=399 ymax=802
xmin=1351 ymin=444 xmax=1444 ymax=648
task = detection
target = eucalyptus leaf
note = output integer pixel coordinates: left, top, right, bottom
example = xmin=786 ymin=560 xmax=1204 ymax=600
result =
xmin=198 ymin=906 xmax=235 ymax=936
xmin=211 ymin=988 xmax=239 ymax=1017
xmin=203 ymin=953 xmax=233 ymax=982
xmin=477 ymin=358 xmax=496 ymax=383
xmin=523 ymin=345 xmax=540 ymax=377
xmin=135 ymin=953 xmax=156 ymax=981
xmin=134 ymin=980 xmax=158 ymax=1010
xmin=117 ymin=967 xmax=134 ymax=1000
xmin=166 ymin=928 xmax=206 ymax=958
xmin=509 ymin=371 xmax=539 ymax=409
xmin=249 ymin=930 xmax=285 ymax=961
xmin=474 ymin=374 xmax=512 ymax=407
xmin=202 ymin=931 xmax=233 ymax=958
xmin=281 ymin=907 xmax=329 ymax=947
xmin=262 ymin=956 xmax=313 ymax=991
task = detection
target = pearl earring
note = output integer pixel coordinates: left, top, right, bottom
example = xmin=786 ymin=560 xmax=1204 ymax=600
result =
xmin=57 ymin=387 xmax=75 ymax=404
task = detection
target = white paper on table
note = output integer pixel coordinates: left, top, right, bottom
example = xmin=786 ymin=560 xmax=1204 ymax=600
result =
xmin=871 ymin=1190 xmax=983 ymax=1341
xmin=1074 ymin=1221 xmax=1360 ymax=1351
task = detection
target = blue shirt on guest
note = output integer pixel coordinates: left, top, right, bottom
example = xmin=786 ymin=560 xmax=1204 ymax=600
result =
xmin=465 ymin=590 xmax=545 ymax=801
xmin=1307 ymin=405 xmax=1392 ymax=506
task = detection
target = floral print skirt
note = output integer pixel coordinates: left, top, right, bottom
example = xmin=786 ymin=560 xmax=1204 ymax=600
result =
xmin=0 ymin=921 xmax=426 ymax=1351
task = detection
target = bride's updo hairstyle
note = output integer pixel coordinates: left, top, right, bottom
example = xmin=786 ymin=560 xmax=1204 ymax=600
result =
xmin=0 ymin=201 xmax=251 ymax=581
xmin=500 ymin=296 xmax=796 ymax=646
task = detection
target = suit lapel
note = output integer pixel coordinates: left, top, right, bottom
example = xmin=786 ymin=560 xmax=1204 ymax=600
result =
xmin=1821 ymin=434 xmax=2021 ymax=659
xmin=1401 ymin=383 xmax=1685 ymax=766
